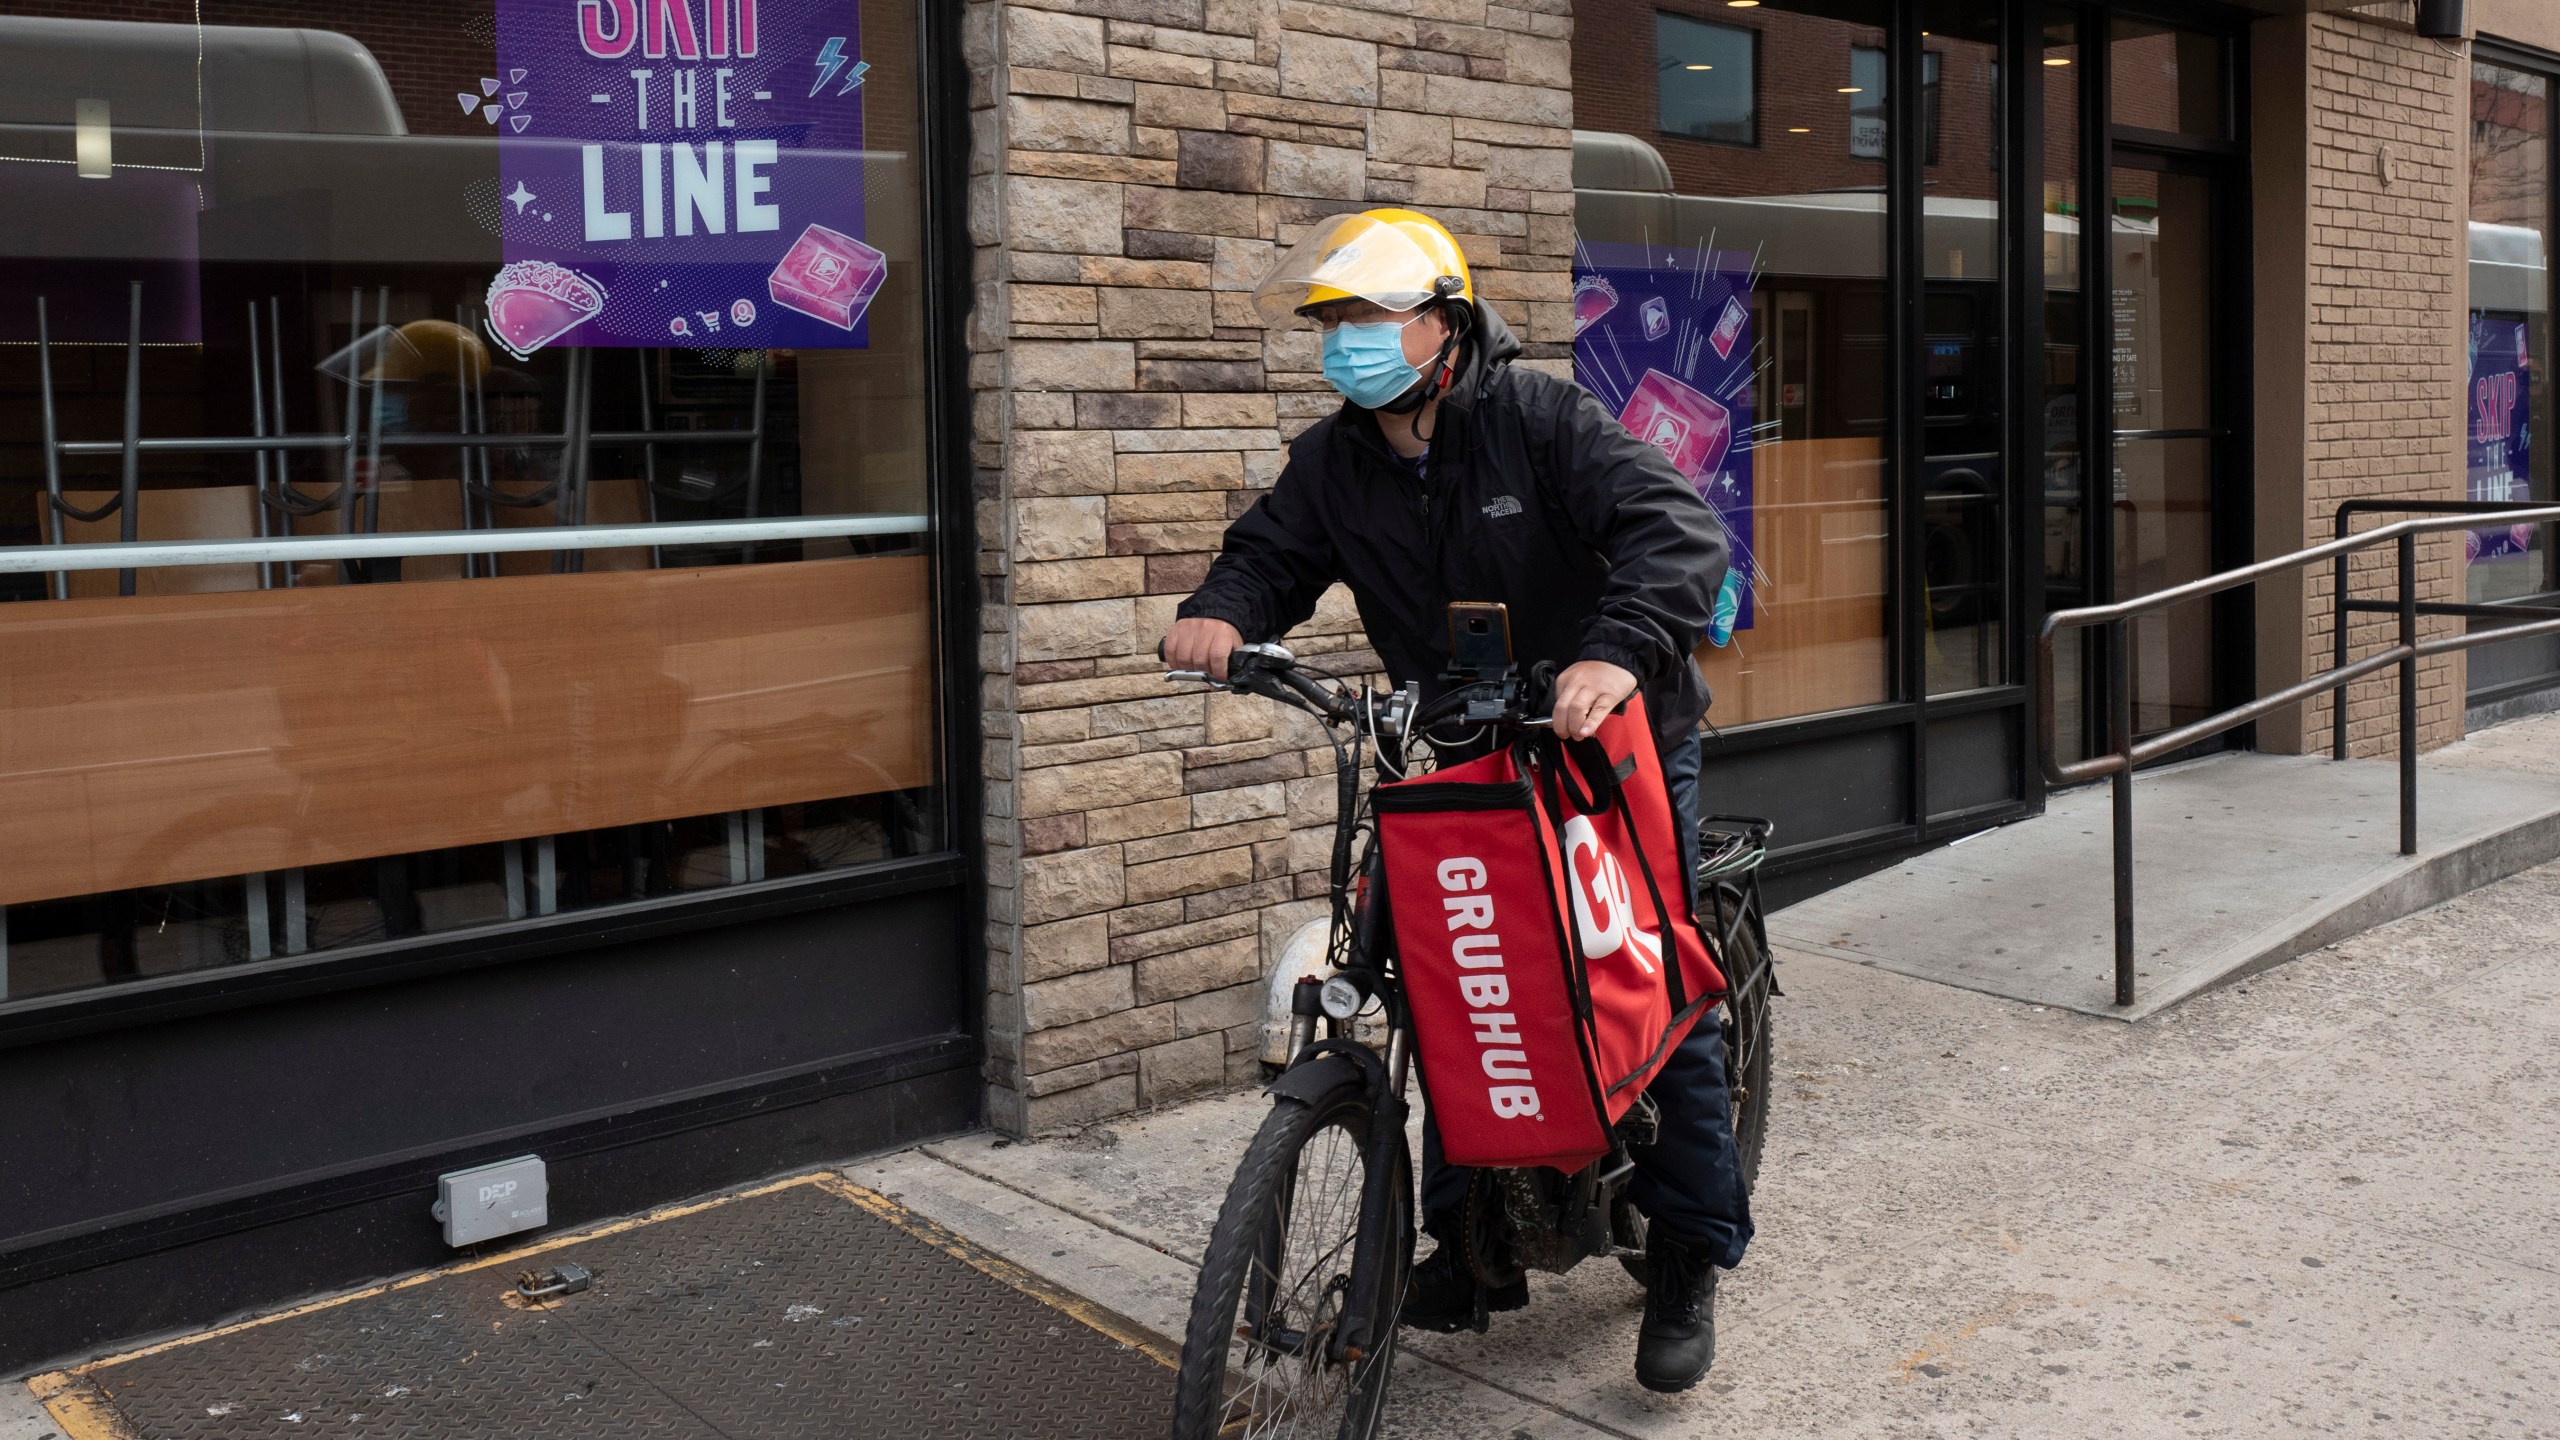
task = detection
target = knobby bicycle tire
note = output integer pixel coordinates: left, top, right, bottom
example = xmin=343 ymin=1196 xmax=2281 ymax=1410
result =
xmin=1171 ymin=1082 xmax=1412 ymax=1440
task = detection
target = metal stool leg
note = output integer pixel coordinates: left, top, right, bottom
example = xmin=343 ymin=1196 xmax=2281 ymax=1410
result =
xmin=283 ymin=868 xmax=309 ymax=954
xmin=245 ymin=873 xmax=272 ymax=961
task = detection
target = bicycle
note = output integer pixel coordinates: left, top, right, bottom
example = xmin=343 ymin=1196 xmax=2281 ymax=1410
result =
xmin=1163 ymin=642 xmax=1778 ymax=1439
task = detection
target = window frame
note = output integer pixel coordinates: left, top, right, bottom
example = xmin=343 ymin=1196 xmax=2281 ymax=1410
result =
xmin=0 ymin=0 xmax=981 ymax=1052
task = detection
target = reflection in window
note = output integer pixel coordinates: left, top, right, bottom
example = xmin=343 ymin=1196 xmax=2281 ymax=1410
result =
xmin=1581 ymin=0 xmax=1893 ymax=728
xmin=1656 ymin=13 xmax=1756 ymax=146
xmin=2107 ymin=18 xmax=2226 ymax=139
xmin=0 ymin=4 xmax=943 ymax=1003
xmin=2465 ymin=61 xmax=2559 ymax=695
xmin=1847 ymin=45 xmax=1940 ymax=164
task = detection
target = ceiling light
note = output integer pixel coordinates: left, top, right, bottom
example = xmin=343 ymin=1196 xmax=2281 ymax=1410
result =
xmin=1686 ymin=63 xmax=1714 ymax=70
xmin=75 ymin=98 xmax=112 ymax=178
xmin=1788 ymin=126 xmax=1811 ymax=133
xmin=1726 ymin=1 xmax=1760 ymax=7
xmin=2044 ymin=56 xmax=2073 ymax=66
xmin=1838 ymin=86 xmax=1863 ymax=94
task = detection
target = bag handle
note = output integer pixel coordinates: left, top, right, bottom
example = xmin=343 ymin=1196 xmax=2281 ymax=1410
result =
xmin=1549 ymin=733 xmax=1628 ymax=815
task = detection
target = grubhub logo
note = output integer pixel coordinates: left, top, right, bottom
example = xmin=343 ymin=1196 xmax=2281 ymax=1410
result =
xmin=1561 ymin=815 xmax=1663 ymax=975
xmin=1437 ymin=857 xmax=1541 ymax=1120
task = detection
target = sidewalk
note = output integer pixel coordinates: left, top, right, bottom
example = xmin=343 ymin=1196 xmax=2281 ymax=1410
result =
xmin=871 ymin=855 xmax=2560 ymax=1437
xmin=1770 ymin=712 xmax=2560 ymax=1019
xmin=19 ymin=822 xmax=2558 ymax=1437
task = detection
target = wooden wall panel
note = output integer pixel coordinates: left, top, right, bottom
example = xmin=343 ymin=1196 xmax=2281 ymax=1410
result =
xmin=0 ymin=556 xmax=934 ymax=907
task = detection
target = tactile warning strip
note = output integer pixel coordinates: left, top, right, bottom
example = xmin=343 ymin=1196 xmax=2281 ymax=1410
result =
xmin=29 ymin=1173 xmax=1171 ymax=1439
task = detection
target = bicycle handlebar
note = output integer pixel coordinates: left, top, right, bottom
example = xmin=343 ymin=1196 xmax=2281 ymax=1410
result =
xmin=1162 ymin=641 xmax=1560 ymax=743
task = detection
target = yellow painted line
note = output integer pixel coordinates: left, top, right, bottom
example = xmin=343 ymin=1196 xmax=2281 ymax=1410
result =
xmin=23 ymin=1169 xmax=837 ymax=1435
xmin=23 ymin=1370 xmax=136 ymax=1440
xmin=814 ymin=1174 xmax=1180 ymax=1369
xmin=25 ymin=1165 xmax=1176 ymax=1440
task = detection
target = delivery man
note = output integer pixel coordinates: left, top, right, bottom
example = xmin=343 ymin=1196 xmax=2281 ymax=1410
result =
xmin=1158 ymin=208 xmax=1752 ymax=1393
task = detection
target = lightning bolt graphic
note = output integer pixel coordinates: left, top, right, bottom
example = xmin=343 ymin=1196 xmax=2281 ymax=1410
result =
xmin=811 ymin=36 xmax=848 ymax=97
xmin=838 ymin=59 xmax=870 ymax=96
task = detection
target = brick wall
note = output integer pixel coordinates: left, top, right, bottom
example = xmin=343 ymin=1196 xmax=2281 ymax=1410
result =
xmin=2280 ymin=8 xmax=2469 ymax=756
xmin=964 ymin=0 xmax=1578 ymax=1132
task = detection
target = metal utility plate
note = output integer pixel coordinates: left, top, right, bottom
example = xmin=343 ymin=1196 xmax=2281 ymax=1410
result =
xmin=29 ymin=1173 xmax=1171 ymax=1439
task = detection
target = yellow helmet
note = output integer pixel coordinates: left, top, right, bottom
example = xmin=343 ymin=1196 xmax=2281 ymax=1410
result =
xmin=1253 ymin=208 xmax=1474 ymax=327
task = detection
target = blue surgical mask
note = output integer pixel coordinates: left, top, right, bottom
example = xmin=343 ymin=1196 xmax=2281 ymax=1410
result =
xmin=1321 ymin=321 xmax=1425 ymax=410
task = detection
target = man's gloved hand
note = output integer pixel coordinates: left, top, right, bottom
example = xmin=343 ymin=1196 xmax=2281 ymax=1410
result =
xmin=1552 ymin=659 xmax=1639 ymax=740
xmin=1163 ymin=617 xmax=1245 ymax=681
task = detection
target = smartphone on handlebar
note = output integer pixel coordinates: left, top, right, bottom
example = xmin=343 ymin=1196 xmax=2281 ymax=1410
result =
xmin=1446 ymin=601 xmax=1511 ymax=680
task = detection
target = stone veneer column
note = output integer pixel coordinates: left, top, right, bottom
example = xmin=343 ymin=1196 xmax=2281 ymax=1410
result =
xmin=961 ymin=0 xmax=1577 ymax=1131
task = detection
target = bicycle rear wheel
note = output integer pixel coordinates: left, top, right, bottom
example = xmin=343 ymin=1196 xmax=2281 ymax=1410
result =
xmin=1710 ymin=878 xmax=1776 ymax=1187
xmin=1172 ymin=1081 xmax=1411 ymax=1439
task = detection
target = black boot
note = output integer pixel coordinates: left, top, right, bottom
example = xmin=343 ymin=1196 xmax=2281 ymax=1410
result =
xmin=1399 ymin=1210 xmax=1526 ymax=1334
xmin=1634 ymin=1228 xmax=1719 ymax=1392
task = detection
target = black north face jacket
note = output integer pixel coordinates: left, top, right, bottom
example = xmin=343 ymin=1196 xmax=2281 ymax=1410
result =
xmin=1175 ymin=303 xmax=1731 ymax=749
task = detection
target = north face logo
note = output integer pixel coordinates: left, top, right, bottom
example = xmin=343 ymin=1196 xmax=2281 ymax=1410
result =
xmin=1481 ymin=495 xmax=1523 ymax=519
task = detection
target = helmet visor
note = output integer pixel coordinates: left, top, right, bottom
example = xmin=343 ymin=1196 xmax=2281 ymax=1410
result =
xmin=1252 ymin=213 xmax=1451 ymax=328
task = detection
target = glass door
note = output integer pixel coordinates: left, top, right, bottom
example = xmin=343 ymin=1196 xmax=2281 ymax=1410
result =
xmin=2108 ymin=157 xmax=2230 ymax=738
xmin=2040 ymin=10 xmax=2248 ymax=761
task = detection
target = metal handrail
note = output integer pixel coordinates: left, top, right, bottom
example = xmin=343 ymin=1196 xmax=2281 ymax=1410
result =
xmin=2036 ymin=502 xmax=2560 ymax=1008
xmin=0 ymin=514 xmax=928 ymax=576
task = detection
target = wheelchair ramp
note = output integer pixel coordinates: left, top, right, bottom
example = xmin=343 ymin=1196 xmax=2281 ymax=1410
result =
xmin=1767 ymin=714 xmax=2560 ymax=1019
xmin=26 ymin=1173 xmax=1170 ymax=1440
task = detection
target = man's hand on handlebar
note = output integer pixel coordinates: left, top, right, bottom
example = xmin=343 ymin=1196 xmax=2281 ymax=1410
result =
xmin=1551 ymin=659 xmax=1639 ymax=740
xmin=1163 ymin=617 xmax=1245 ymax=682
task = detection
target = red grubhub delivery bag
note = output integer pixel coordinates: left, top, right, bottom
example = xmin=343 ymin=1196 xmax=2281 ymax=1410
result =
xmin=1374 ymin=695 xmax=1727 ymax=1172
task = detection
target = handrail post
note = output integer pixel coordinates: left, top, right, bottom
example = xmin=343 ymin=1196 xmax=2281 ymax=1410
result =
xmin=2332 ymin=517 xmax=2351 ymax=761
xmin=2398 ymin=531 xmax=2418 ymax=856
xmin=2109 ymin=616 xmax=2136 ymax=1007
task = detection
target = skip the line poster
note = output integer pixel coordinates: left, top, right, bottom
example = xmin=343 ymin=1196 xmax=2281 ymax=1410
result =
xmin=2468 ymin=312 xmax=2535 ymax=566
xmin=1572 ymin=240 xmax=1759 ymax=642
xmin=484 ymin=0 xmax=884 ymax=358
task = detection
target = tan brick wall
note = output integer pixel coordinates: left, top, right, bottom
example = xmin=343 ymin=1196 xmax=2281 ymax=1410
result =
xmin=2257 ymin=7 xmax=2469 ymax=758
xmin=964 ymin=0 xmax=1576 ymax=1133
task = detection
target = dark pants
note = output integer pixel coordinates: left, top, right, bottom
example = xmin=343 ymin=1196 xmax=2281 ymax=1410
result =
xmin=1418 ymin=730 xmax=1756 ymax=1270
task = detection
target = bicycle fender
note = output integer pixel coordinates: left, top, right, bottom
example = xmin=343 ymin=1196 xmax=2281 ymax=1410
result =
xmin=1265 ymin=1043 xmax=1380 ymax=1107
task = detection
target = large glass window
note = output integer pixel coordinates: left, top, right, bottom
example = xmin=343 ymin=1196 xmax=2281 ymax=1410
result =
xmin=1921 ymin=3 xmax=2002 ymax=695
xmin=2467 ymin=59 xmax=2558 ymax=698
xmin=2040 ymin=8 xmax=2087 ymax=761
xmin=1657 ymin=12 xmax=1757 ymax=147
xmin=0 ymin=3 xmax=945 ymax=999
xmin=1580 ymin=0 xmax=1893 ymax=729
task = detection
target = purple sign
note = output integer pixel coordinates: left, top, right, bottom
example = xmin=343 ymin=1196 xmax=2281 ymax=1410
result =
xmin=489 ymin=0 xmax=880 ymax=356
xmin=2468 ymin=313 xmax=2535 ymax=564
xmin=1573 ymin=241 xmax=1758 ymax=640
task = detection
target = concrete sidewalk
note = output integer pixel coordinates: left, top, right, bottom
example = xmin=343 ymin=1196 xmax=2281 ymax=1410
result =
xmin=1769 ymin=713 xmax=2560 ymax=1019
xmin=866 ymin=857 xmax=2560 ymax=1437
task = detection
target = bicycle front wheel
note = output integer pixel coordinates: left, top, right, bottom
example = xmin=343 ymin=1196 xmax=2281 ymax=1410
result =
xmin=1171 ymin=1080 xmax=1411 ymax=1440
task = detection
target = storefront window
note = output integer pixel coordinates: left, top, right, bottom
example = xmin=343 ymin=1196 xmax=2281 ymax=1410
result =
xmin=0 ymin=3 xmax=944 ymax=998
xmin=2466 ymin=59 xmax=2557 ymax=698
xmin=2041 ymin=8 xmax=2086 ymax=760
xmin=1920 ymin=1 xmax=2002 ymax=695
xmin=1576 ymin=0 xmax=1893 ymax=728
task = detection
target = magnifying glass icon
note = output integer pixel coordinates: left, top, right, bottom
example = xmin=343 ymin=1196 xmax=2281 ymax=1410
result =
xmin=669 ymin=315 xmax=693 ymax=338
